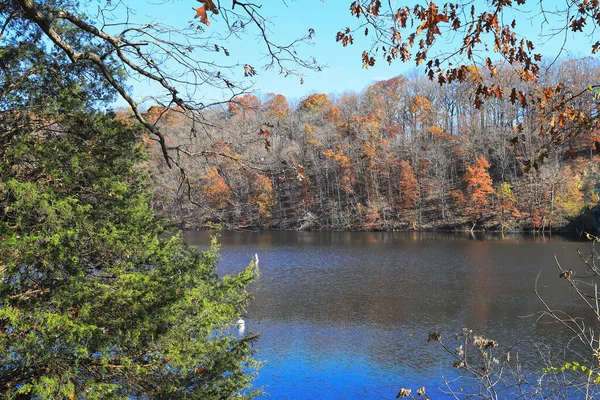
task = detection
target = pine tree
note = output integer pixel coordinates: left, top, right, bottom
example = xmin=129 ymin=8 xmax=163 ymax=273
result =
xmin=0 ymin=21 xmax=259 ymax=399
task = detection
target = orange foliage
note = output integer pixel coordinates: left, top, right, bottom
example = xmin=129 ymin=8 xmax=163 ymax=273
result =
xmin=228 ymin=94 xmax=261 ymax=115
xmin=322 ymin=148 xmax=351 ymax=169
xmin=324 ymin=105 xmax=342 ymax=123
xmin=366 ymin=76 xmax=407 ymax=127
xmin=199 ymin=167 xmax=231 ymax=209
xmin=305 ymin=124 xmax=323 ymax=147
xmin=531 ymin=210 xmax=543 ymax=230
xmin=465 ymin=157 xmax=494 ymax=217
xmin=347 ymin=113 xmax=381 ymax=137
xmin=323 ymin=146 xmax=354 ymax=193
xmin=299 ymin=93 xmax=330 ymax=112
xmin=193 ymin=0 xmax=218 ymax=26
xmin=410 ymin=95 xmax=432 ymax=114
xmin=398 ymin=160 xmax=419 ymax=211
xmin=264 ymin=93 xmax=289 ymax=118
xmin=370 ymin=75 xmax=407 ymax=94
xmin=428 ymin=126 xmax=452 ymax=141
xmin=112 ymin=107 xmax=135 ymax=126
xmin=363 ymin=140 xmax=377 ymax=171
xmin=250 ymin=174 xmax=277 ymax=218
xmin=144 ymin=105 xmax=185 ymax=125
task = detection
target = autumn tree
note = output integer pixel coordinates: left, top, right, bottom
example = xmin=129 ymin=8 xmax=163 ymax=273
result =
xmin=397 ymin=160 xmax=419 ymax=222
xmin=263 ymin=93 xmax=290 ymax=119
xmin=0 ymin=3 xmax=269 ymax=397
xmin=464 ymin=157 xmax=495 ymax=230
xmin=145 ymin=58 xmax=598 ymax=232
xmin=200 ymin=167 xmax=233 ymax=210
xmin=249 ymin=173 xmax=278 ymax=223
xmin=1 ymin=0 xmax=322 ymax=208
xmin=338 ymin=0 xmax=600 ymax=165
xmin=496 ymin=182 xmax=517 ymax=231
xmin=299 ymin=93 xmax=330 ymax=113
xmin=228 ymin=94 xmax=262 ymax=117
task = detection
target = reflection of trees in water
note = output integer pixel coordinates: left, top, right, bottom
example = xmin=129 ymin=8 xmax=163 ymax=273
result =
xmin=467 ymin=241 xmax=495 ymax=329
xmin=192 ymin=230 xmax=597 ymax=395
xmin=190 ymin=230 xmax=583 ymax=338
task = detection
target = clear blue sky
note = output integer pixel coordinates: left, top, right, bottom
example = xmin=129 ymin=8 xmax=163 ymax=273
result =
xmin=116 ymin=0 xmax=597 ymax=107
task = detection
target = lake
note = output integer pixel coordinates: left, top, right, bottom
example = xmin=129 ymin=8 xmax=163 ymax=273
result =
xmin=184 ymin=230 xmax=595 ymax=399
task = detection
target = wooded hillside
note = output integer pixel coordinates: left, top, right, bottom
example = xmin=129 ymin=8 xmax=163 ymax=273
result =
xmin=140 ymin=59 xmax=600 ymax=232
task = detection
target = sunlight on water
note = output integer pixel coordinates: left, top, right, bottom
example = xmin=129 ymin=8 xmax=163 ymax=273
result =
xmin=186 ymin=231 xmax=591 ymax=399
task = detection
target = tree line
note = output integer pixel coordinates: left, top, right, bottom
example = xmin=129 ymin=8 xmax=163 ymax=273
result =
xmin=144 ymin=58 xmax=600 ymax=232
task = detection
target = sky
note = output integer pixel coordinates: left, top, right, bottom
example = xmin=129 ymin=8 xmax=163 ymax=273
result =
xmin=113 ymin=0 xmax=598 ymax=108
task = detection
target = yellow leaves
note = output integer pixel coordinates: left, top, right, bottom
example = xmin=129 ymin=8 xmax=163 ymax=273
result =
xmin=555 ymin=165 xmax=585 ymax=218
xmin=305 ymin=124 xmax=323 ymax=147
xmin=264 ymin=94 xmax=289 ymax=119
xmin=250 ymin=174 xmax=277 ymax=218
xmin=300 ymin=93 xmax=330 ymax=112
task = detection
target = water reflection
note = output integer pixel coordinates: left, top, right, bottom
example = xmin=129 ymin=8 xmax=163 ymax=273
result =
xmin=468 ymin=241 xmax=495 ymax=329
xmin=185 ymin=230 xmax=590 ymax=399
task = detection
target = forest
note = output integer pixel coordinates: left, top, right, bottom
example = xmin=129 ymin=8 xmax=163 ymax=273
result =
xmin=2 ymin=0 xmax=600 ymax=397
xmin=141 ymin=59 xmax=600 ymax=232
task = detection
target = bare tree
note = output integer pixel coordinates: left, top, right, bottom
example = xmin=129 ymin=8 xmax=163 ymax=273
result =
xmin=3 ymin=0 xmax=319 ymax=171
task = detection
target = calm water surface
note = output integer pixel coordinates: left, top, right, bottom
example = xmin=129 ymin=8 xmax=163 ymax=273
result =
xmin=185 ymin=230 xmax=593 ymax=399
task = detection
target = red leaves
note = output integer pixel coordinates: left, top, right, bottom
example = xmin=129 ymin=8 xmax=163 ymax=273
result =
xmin=228 ymin=94 xmax=261 ymax=116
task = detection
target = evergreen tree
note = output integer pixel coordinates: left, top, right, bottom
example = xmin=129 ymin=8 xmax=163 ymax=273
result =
xmin=0 ymin=13 xmax=259 ymax=399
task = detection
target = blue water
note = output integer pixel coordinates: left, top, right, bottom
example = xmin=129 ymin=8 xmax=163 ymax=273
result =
xmin=186 ymin=231 xmax=593 ymax=399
